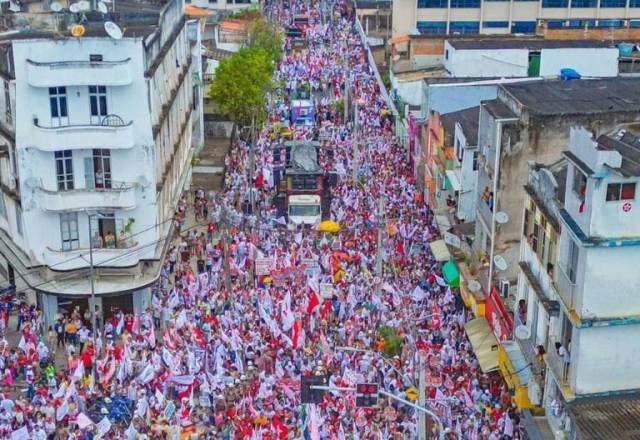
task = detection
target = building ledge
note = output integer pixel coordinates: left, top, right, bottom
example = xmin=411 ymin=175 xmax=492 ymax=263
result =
xmin=563 ymin=151 xmax=594 ymax=177
xmin=559 ymin=208 xmax=640 ymax=248
xmin=518 ymin=261 xmax=560 ymax=316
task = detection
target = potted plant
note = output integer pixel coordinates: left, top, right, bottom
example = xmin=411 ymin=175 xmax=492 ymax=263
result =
xmin=120 ymin=218 xmax=135 ymax=248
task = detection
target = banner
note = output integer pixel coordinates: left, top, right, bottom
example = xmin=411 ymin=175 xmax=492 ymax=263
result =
xmin=255 ymin=257 xmax=275 ymax=276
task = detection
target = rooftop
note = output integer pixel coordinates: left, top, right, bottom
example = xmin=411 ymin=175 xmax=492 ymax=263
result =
xmin=447 ymin=39 xmax=613 ymax=51
xmin=568 ymin=393 xmax=640 ymax=440
xmin=441 ymin=106 xmax=479 ymax=146
xmin=500 ymin=78 xmax=640 ymax=117
xmin=482 ymin=99 xmax=517 ymax=120
xmin=597 ymin=127 xmax=640 ymax=177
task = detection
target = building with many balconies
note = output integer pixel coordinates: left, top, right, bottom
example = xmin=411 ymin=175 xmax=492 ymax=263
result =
xmin=0 ymin=0 xmax=202 ymax=326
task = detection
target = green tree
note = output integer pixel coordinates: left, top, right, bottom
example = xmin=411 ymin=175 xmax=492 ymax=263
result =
xmin=247 ymin=16 xmax=283 ymax=64
xmin=209 ymin=46 xmax=274 ymax=126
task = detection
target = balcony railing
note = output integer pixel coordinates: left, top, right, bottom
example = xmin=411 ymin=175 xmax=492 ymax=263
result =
xmin=476 ymin=195 xmax=494 ymax=228
xmin=31 ymin=116 xmax=135 ymax=151
xmin=521 ymin=240 xmax=559 ymax=301
xmin=555 ymin=264 xmax=577 ymax=312
xmin=545 ymin=338 xmax=571 ymax=387
xmin=26 ymin=58 xmax=133 ymax=87
xmin=36 ymin=180 xmax=137 ymax=212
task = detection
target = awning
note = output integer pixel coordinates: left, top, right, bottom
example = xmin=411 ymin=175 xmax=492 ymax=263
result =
xmin=185 ymin=4 xmax=214 ymax=16
xmin=464 ymin=318 xmax=499 ymax=373
xmin=443 ymin=260 xmax=460 ymax=288
xmin=389 ymin=35 xmax=410 ymax=45
xmin=445 ymin=169 xmax=462 ymax=192
xmin=429 ymin=240 xmax=451 ymax=262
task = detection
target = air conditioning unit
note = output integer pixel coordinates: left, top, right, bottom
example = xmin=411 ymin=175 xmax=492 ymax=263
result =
xmin=499 ymin=279 xmax=510 ymax=298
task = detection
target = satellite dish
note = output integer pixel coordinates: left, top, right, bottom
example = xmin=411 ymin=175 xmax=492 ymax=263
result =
xmin=495 ymin=211 xmax=509 ymax=224
xmin=69 ymin=2 xmax=81 ymax=12
xmin=98 ymin=1 xmax=108 ymax=13
xmin=467 ymin=280 xmax=481 ymax=293
xmin=71 ymin=24 xmax=86 ymax=37
xmin=515 ymin=325 xmax=531 ymax=340
xmin=50 ymin=1 xmax=63 ymax=12
xmin=104 ymin=21 xmax=123 ymax=40
xmin=77 ymin=0 xmax=90 ymax=10
xmin=494 ymin=255 xmax=508 ymax=271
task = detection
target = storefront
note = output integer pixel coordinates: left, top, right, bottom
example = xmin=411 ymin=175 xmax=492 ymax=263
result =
xmin=458 ymin=262 xmax=485 ymax=317
xmin=498 ymin=341 xmax=542 ymax=411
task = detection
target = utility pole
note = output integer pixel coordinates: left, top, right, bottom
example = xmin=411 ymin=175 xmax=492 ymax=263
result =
xmin=418 ymin=355 xmax=427 ymax=440
xmin=352 ymin=99 xmax=359 ymax=184
xmin=249 ymin=114 xmax=256 ymax=215
xmin=343 ymin=53 xmax=349 ymax=124
xmin=220 ymin=207 xmax=232 ymax=292
xmin=375 ymin=194 xmax=384 ymax=301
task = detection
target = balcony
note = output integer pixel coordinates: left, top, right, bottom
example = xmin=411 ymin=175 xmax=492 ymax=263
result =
xmin=555 ymin=264 xmax=577 ymax=313
xmin=476 ymin=195 xmax=494 ymax=229
xmin=43 ymin=240 xmax=141 ymax=270
xmin=36 ymin=182 xmax=137 ymax=212
xmin=544 ymin=338 xmax=575 ymax=402
xmin=31 ymin=116 xmax=134 ymax=151
xmin=26 ymin=58 xmax=133 ymax=88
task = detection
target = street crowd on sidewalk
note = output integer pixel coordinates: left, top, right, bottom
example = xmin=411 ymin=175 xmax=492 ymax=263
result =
xmin=0 ymin=0 xmax=529 ymax=439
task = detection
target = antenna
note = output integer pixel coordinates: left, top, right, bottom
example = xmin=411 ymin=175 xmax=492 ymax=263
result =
xmin=493 ymin=255 xmax=508 ymax=271
xmin=71 ymin=24 xmax=86 ymax=37
xmin=50 ymin=1 xmax=63 ymax=11
xmin=69 ymin=2 xmax=81 ymax=12
xmin=98 ymin=1 xmax=108 ymax=13
xmin=77 ymin=0 xmax=90 ymax=10
xmin=104 ymin=21 xmax=123 ymax=40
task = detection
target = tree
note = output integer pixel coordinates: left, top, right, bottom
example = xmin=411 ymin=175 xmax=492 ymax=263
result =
xmin=209 ymin=46 xmax=274 ymax=126
xmin=247 ymin=17 xmax=283 ymax=64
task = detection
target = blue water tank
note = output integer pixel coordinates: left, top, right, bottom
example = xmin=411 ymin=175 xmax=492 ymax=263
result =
xmin=560 ymin=68 xmax=581 ymax=80
xmin=619 ymin=43 xmax=634 ymax=57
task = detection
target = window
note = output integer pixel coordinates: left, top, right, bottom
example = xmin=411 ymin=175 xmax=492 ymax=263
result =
xmin=417 ymin=21 xmax=447 ymax=34
xmin=450 ymin=0 xmax=480 ymax=7
xmin=568 ymin=19 xmax=596 ymax=27
xmin=49 ymin=87 xmax=68 ymax=125
xmin=89 ymin=54 xmax=103 ymax=62
xmin=450 ymin=21 xmax=480 ymax=34
xmin=571 ymin=0 xmax=597 ymax=7
xmin=599 ymin=0 xmax=626 ymax=6
xmin=531 ymin=223 xmax=540 ymax=254
xmin=597 ymin=19 xmax=624 ymax=27
xmin=60 ymin=212 xmax=79 ymax=251
xmin=483 ymin=21 xmax=509 ymax=28
xmin=572 ymin=167 xmax=587 ymax=201
xmin=0 ymin=194 xmax=6 ymax=219
xmin=417 ymin=0 xmax=447 ymax=7
xmin=547 ymin=20 xmax=566 ymax=28
xmin=15 ymin=206 xmax=22 ymax=236
xmin=55 ymin=150 xmax=74 ymax=190
xmin=472 ymin=151 xmax=479 ymax=171
xmin=89 ymin=85 xmax=108 ymax=124
xmin=91 ymin=149 xmax=112 ymax=189
xmin=523 ymin=207 xmax=531 ymax=237
xmin=606 ymin=182 xmax=636 ymax=201
xmin=567 ymin=239 xmax=579 ymax=283
xmin=445 ymin=49 xmax=449 ymax=60
xmin=3 ymin=81 xmax=11 ymax=125
xmin=542 ymin=0 xmax=569 ymax=6
xmin=511 ymin=21 xmax=537 ymax=33
xmin=631 ymin=19 xmax=640 ymax=27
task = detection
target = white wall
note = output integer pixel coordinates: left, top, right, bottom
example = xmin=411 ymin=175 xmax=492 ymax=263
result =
xmin=391 ymin=75 xmax=423 ymax=107
xmin=454 ymin=122 xmax=477 ymax=222
xmin=444 ymin=42 xmax=528 ymax=78
xmin=539 ymin=48 xmax=619 ymax=78
xmin=573 ymin=324 xmax=640 ymax=395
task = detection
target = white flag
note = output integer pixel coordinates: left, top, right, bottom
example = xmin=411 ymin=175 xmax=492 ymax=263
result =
xmin=97 ymin=416 xmax=112 ymax=437
xmin=76 ymin=412 xmax=94 ymax=429
xmin=10 ymin=427 xmax=29 ymax=440
xmin=56 ymin=399 xmax=69 ymax=421
xmin=410 ymin=286 xmax=426 ymax=301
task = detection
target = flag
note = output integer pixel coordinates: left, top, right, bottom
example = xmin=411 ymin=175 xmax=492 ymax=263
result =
xmin=430 ymin=303 xmax=441 ymax=329
xmin=76 ymin=412 xmax=93 ymax=429
xmin=176 ymin=309 xmax=188 ymax=329
xmin=163 ymin=327 xmax=176 ymax=350
xmin=97 ymin=416 xmax=112 ymax=437
xmin=319 ymin=300 xmax=332 ymax=318
xmin=307 ymin=292 xmax=320 ymax=315
xmin=56 ymin=399 xmax=69 ymax=421
xmin=72 ymin=362 xmax=85 ymax=382
xmin=410 ymin=286 xmax=426 ymax=302
xmin=272 ymin=415 xmax=289 ymax=439
xmin=292 ymin=320 xmax=301 ymax=349
xmin=116 ymin=315 xmax=124 ymax=335
xmin=503 ymin=415 xmax=514 ymax=437
xmin=10 ymin=427 xmax=29 ymax=440
xmin=462 ymin=388 xmax=475 ymax=409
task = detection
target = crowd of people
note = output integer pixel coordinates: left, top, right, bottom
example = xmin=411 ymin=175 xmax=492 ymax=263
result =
xmin=0 ymin=0 xmax=529 ymax=438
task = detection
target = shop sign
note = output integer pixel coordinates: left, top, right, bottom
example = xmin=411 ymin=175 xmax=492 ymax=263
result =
xmin=485 ymin=287 xmax=513 ymax=342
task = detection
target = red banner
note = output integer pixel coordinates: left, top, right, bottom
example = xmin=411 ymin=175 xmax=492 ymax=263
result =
xmin=485 ymin=287 xmax=513 ymax=342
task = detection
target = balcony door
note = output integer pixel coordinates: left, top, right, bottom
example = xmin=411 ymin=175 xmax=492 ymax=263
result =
xmin=85 ymin=149 xmax=111 ymax=190
xmin=89 ymin=85 xmax=108 ymax=125
xmin=49 ymin=87 xmax=68 ymax=127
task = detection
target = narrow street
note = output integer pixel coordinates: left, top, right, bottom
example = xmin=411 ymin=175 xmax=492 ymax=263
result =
xmin=192 ymin=136 xmax=229 ymax=191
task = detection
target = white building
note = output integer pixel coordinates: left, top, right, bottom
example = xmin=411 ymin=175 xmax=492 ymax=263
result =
xmin=0 ymin=0 xmax=202 ymax=326
xmin=189 ymin=0 xmax=257 ymax=11
xmin=441 ymin=106 xmax=479 ymax=222
xmin=514 ymin=126 xmax=640 ymax=439
xmin=391 ymin=0 xmax=640 ymax=38
xmin=443 ymin=40 xmax=619 ymax=78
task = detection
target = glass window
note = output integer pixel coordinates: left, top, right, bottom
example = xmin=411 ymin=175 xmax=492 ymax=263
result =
xmin=572 ymin=167 xmax=587 ymax=201
xmin=417 ymin=21 xmax=447 ymax=34
xmin=547 ymin=20 xmax=566 ymax=28
xmin=418 ymin=0 xmax=448 ymax=7
xmin=571 ymin=0 xmax=597 ymax=7
xmin=523 ymin=207 xmax=531 ymax=237
xmin=567 ymin=239 xmax=579 ymax=283
xmin=3 ymin=81 xmax=11 ymax=125
xmin=599 ymin=0 xmax=626 ymax=6
xmin=92 ymin=149 xmax=112 ymax=189
xmin=60 ymin=212 xmax=79 ymax=251
xmin=55 ymin=150 xmax=74 ymax=190
xmin=450 ymin=21 xmax=480 ymax=34
xmin=48 ymin=87 xmax=68 ymax=122
xmin=0 ymin=194 xmax=6 ymax=219
xmin=631 ymin=20 xmax=640 ymax=27
xmin=15 ymin=206 xmax=22 ymax=236
xmin=511 ymin=21 xmax=537 ymax=33
xmin=542 ymin=0 xmax=569 ymax=6
xmin=89 ymin=85 xmax=108 ymax=124
xmin=597 ymin=19 xmax=624 ymax=27
xmin=451 ymin=0 xmax=480 ymax=7
xmin=484 ymin=21 xmax=509 ymax=28
xmin=606 ymin=182 xmax=636 ymax=201
xmin=472 ymin=151 xmax=479 ymax=171
xmin=568 ymin=19 xmax=596 ymax=27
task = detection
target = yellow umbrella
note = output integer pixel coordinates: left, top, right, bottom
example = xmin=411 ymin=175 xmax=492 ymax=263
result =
xmin=318 ymin=220 xmax=341 ymax=233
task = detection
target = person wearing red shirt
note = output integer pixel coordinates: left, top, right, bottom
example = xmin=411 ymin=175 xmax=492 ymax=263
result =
xmin=81 ymin=343 xmax=95 ymax=373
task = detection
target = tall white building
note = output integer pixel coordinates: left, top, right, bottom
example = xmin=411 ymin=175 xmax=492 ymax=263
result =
xmin=514 ymin=126 xmax=640 ymax=439
xmin=392 ymin=0 xmax=640 ymax=37
xmin=0 ymin=0 xmax=202 ymax=325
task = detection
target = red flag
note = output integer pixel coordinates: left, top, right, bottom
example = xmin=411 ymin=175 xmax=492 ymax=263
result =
xmin=272 ymin=416 xmax=289 ymax=439
xmin=319 ymin=300 xmax=332 ymax=318
xmin=307 ymin=291 xmax=320 ymax=315
xmin=193 ymin=327 xmax=206 ymax=347
xmin=292 ymin=321 xmax=301 ymax=349
xmin=430 ymin=303 xmax=441 ymax=329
